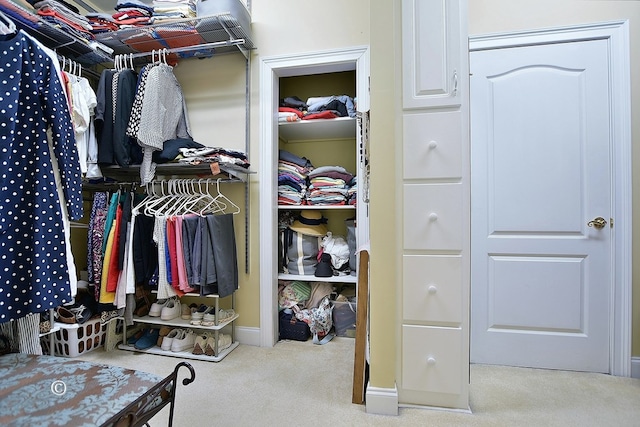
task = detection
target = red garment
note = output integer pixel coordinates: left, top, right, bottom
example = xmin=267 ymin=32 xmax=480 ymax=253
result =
xmin=37 ymin=9 xmax=93 ymax=36
xmin=279 ymin=107 xmax=305 ymax=118
xmin=155 ymin=28 xmax=206 ymax=49
xmin=106 ymin=205 xmax=123 ymax=293
xmin=166 ymin=217 xmax=179 ymax=290
xmin=302 ymin=111 xmax=338 ymax=120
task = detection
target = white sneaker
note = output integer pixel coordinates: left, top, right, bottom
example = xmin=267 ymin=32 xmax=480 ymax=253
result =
xmin=160 ymin=299 xmax=181 ymax=321
xmin=204 ymin=333 xmax=233 ymax=356
xmin=192 ymin=332 xmax=210 ymax=355
xmin=171 ymin=329 xmax=196 ymax=352
xmin=148 ymin=299 xmax=169 ymax=317
xmin=161 ymin=329 xmax=182 ymax=351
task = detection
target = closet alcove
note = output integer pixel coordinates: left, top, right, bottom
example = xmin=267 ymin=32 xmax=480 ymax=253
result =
xmin=0 ymin=0 xmax=255 ymax=362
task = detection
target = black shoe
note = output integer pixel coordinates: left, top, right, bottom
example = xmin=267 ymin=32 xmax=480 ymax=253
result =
xmin=69 ymin=305 xmax=93 ymax=324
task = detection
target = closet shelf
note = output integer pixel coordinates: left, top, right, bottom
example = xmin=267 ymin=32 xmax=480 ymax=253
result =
xmin=129 ymin=313 xmax=239 ymax=331
xmin=278 ymin=273 xmax=357 ymax=284
xmin=278 ymin=117 xmax=357 ymax=143
xmin=278 ymin=205 xmax=356 ymax=210
xmin=117 ymin=341 xmax=239 ymax=362
xmin=94 ymin=12 xmax=255 ymax=62
xmin=0 ymin=0 xmax=112 ymax=65
xmin=99 ymin=163 xmax=254 ymax=182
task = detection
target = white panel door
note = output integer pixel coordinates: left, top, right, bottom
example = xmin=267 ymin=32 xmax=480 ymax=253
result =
xmin=470 ymin=39 xmax=611 ymax=372
xmin=402 ymin=0 xmax=462 ymax=109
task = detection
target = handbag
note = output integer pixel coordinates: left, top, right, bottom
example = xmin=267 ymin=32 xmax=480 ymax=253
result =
xmin=296 ymin=296 xmax=334 ymax=345
xmin=283 ymin=228 xmax=321 ymax=275
xmin=279 ymin=309 xmax=310 ymax=341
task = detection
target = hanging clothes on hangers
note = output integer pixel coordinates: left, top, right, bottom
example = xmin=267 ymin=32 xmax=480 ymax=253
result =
xmin=0 ymin=28 xmax=83 ymax=323
xmin=129 ymin=52 xmax=192 ymax=185
xmin=62 ymin=57 xmax=99 ymax=177
xmin=0 ymin=10 xmax=16 ymax=34
xmin=94 ymin=56 xmax=141 ymax=167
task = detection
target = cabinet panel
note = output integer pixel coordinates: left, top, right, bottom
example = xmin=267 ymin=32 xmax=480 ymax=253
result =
xmin=403 ymin=254 xmax=462 ymax=324
xmin=402 ymin=325 xmax=463 ymax=394
xmin=403 ymin=111 xmax=462 ymax=179
xmin=403 ymin=183 xmax=463 ymax=250
xmin=402 ymin=0 xmax=462 ymax=109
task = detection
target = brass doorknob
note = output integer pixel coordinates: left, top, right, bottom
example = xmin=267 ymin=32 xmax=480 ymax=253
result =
xmin=587 ymin=217 xmax=608 ymax=229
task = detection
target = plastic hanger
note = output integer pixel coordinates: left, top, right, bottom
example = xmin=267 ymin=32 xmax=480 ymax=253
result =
xmin=183 ymin=179 xmax=226 ymax=216
xmin=133 ymin=181 xmax=160 ymax=215
xmin=207 ymin=178 xmax=240 ymax=215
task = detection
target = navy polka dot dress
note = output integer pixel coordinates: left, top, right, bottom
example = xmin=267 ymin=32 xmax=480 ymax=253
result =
xmin=0 ymin=31 xmax=83 ymax=323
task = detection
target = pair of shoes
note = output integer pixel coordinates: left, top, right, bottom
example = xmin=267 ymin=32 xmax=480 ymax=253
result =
xmin=192 ymin=332 xmax=210 ymax=355
xmin=161 ymin=329 xmax=196 ymax=352
xmin=161 ymin=299 xmax=181 ymax=321
xmin=101 ymin=309 xmax=120 ymax=324
xmin=148 ymin=299 xmax=170 ymax=317
xmin=204 ymin=333 xmax=232 ymax=356
xmin=157 ymin=326 xmax=173 ymax=346
xmin=56 ymin=306 xmax=76 ymax=324
xmin=160 ymin=329 xmax=182 ymax=351
xmin=134 ymin=299 xmax=150 ymax=317
xmin=190 ymin=305 xmax=213 ymax=325
xmin=39 ymin=320 xmax=51 ymax=334
xmin=181 ymin=303 xmax=197 ymax=320
xmin=134 ymin=329 xmax=160 ymax=350
xmin=201 ymin=309 xmax=236 ymax=327
xmin=127 ymin=328 xmax=146 ymax=346
xmin=69 ymin=305 xmax=93 ymax=324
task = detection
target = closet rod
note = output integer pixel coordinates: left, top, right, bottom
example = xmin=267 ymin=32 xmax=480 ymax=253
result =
xmin=57 ymin=54 xmax=101 ymax=80
xmin=128 ymin=38 xmax=246 ymax=61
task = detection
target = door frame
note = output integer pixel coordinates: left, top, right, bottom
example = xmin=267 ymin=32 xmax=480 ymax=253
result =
xmin=469 ymin=20 xmax=632 ymax=376
xmin=258 ymin=46 xmax=370 ymax=347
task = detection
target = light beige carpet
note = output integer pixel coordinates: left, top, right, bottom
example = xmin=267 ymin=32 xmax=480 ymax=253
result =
xmin=80 ymin=337 xmax=640 ymax=426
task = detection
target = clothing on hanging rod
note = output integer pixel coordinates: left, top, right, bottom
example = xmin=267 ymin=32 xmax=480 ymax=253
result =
xmin=0 ymin=10 xmax=16 ymax=34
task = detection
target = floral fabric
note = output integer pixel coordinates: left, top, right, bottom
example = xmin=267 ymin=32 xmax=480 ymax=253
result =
xmin=0 ymin=353 xmax=163 ymax=426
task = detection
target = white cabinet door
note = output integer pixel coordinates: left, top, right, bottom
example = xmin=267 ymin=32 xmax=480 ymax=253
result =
xmin=402 ymin=0 xmax=463 ymax=109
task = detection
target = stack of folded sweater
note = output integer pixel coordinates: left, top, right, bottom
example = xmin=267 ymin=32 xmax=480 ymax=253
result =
xmin=307 ymin=165 xmax=354 ymax=206
xmin=152 ymin=0 xmax=196 ymax=22
xmin=110 ymin=0 xmax=154 ymax=27
xmin=177 ymin=146 xmax=250 ymax=169
xmin=279 ymin=95 xmax=357 ymax=121
xmin=30 ymin=0 xmax=94 ymax=41
xmin=346 ymin=176 xmax=357 ymax=205
xmin=278 ymin=149 xmax=313 ymax=206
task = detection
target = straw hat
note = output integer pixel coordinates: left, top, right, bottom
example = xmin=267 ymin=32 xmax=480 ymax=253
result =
xmin=289 ymin=211 xmax=328 ymax=237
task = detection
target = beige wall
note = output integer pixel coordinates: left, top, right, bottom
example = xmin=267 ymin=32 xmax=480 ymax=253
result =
xmin=176 ymin=0 xmax=371 ymax=329
xmin=171 ymin=1 xmax=638 ymax=400
xmin=468 ymin=0 xmax=640 ymax=358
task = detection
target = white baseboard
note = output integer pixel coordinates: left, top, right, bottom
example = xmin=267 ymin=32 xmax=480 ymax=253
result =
xmin=234 ymin=326 xmax=261 ymax=347
xmin=631 ymin=357 xmax=640 ymax=379
xmin=365 ymin=383 xmax=399 ymax=415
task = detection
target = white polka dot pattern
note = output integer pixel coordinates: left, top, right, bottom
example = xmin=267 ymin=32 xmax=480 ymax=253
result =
xmin=0 ymin=31 xmax=83 ymax=322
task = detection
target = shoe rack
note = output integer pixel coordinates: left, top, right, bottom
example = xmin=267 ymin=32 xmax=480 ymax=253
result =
xmin=118 ymin=293 xmax=238 ymax=362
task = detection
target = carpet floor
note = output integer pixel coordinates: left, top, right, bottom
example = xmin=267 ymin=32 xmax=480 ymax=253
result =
xmin=81 ymin=337 xmax=640 ymax=426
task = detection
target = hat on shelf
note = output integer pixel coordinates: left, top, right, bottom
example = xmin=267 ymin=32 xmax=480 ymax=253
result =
xmin=289 ymin=211 xmax=328 ymax=237
xmin=315 ymin=253 xmax=334 ymax=277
